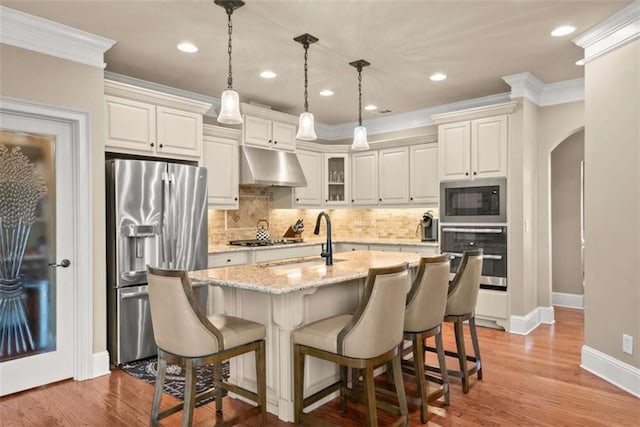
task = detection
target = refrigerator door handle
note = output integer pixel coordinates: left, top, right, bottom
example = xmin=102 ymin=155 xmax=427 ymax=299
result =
xmin=169 ymin=172 xmax=177 ymax=268
xmin=161 ymin=171 xmax=171 ymax=267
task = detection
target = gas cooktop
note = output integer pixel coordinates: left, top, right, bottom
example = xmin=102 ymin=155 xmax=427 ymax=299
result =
xmin=228 ymin=238 xmax=304 ymax=247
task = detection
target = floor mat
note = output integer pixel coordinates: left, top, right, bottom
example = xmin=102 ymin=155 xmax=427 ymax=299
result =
xmin=121 ymin=357 xmax=229 ymax=406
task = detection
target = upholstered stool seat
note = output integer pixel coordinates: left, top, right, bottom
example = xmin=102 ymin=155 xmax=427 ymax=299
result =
xmin=293 ymin=264 xmax=411 ymax=427
xmin=147 ymin=266 xmax=267 ymax=427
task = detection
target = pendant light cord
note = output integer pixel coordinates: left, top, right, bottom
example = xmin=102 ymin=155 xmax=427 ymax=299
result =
xmin=303 ymin=43 xmax=309 ymax=112
xmin=357 ymin=66 xmax=363 ymax=126
xmin=226 ymin=8 xmax=233 ymax=89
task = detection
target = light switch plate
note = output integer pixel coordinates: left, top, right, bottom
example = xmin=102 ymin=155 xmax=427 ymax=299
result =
xmin=622 ymin=334 xmax=633 ymax=355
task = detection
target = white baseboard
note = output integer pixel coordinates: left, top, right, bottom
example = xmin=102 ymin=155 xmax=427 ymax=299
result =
xmin=552 ymin=292 xmax=584 ymax=309
xmin=581 ymin=345 xmax=640 ymax=398
xmin=92 ymin=351 xmax=111 ymax=378
xmin=509 ymin=306 xmax=555 ymax=335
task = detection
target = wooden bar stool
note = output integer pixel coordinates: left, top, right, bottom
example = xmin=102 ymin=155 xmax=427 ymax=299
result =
xmin=401 ymin=255 xmax=451 ymax=423
xmin=428 ymin=249 xmax=483 ymax=394
xmin=147 ymin=266 xmax=267 ymax=427
xmin=292 ymin=263 xmax=411 ymax=427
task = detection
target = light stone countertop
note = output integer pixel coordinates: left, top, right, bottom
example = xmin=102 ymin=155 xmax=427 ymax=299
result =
xmin=208 ymin=238 xmax=438 ymax=254
xmin=191 ymin=250 xmax=421 ymax=294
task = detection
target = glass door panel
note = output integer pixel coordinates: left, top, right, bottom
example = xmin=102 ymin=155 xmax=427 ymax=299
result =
xmin=0 ymin=131 xmax=55 ymax=362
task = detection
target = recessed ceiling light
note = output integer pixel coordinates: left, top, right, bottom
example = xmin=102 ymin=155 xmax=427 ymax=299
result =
xmin=575 ymin=59 xmax=585 ymax=66
xmin=320 ymin=89 xmax=334 ymax=96
xmin=430 ymin=72 xmax=447 ymax=81
xmin=551 ymin=25 xmax=576 ymax=37
xmin=364 ymin=104 xmax=377 ymax=111
xmin=177 ymin=42 xmax=198 ymax=53
xmin=259 ymin=70 xmax=277 ymax=79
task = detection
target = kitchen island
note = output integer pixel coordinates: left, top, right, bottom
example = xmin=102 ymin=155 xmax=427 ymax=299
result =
xmin=190 ymin=250 xmax=421 ymax=422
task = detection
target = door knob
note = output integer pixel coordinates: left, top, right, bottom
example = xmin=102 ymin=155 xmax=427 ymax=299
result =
xmin=49 ymin=259 xmax=71 ymax=268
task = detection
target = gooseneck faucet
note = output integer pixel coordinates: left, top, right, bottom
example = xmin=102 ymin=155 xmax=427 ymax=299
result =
xmin=313 ymin=211 xmax=333 ymax=266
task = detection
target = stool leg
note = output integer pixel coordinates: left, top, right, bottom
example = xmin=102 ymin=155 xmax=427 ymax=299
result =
xmin=469 ymin=316 xmax=483 ymax=380
xmin=293 ymin=344 xmax=304 ymax=424
xmin=255 ymin=340 xmax=267 ymax=425
xmin=454 ymin=319 xmax=470 ymax=394
xmin=213 ymin=362 xmax=223 ymax=412
xmin=392 ymin=350 xmax=409 ymax=426
xmin=363 ymin=364 xmax=378 ymax=427
xmin=150 ymin=354 xmax=167 ymax=425
xmin=435 ymin=329 xmax=450 ymax=405
xmin=351 ymin=368 xmax=361 ymax=402
xmin=412 ymin=333 xmax=429 ymax=424
xmin=182 ymin=359 xmax=197 ymax=427
xmin=340 ymin=365 xmax=348 ymax=412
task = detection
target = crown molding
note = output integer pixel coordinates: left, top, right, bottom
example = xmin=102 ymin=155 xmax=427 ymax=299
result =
xmin=573 ymin=1 xmax=640 ymax=63
xmin=104 ymin=71 xmax=219 ymax=116
xmin=240 ymin=102 xmax=298 ymax=125
xmin=203 ymin=123 xmax=241 ymax=140
xmin=320 ymin=92 xmax=511 ymax=140
xmin=503 ymin=72 xmax=585 ymax=107
xmin=104 ymin=79 xmax=211 ymax=114
xmin=431 ymin=101 xmax=518 ymax=125
xmin=539 ymin=78 xmax=584 ymax=106
xmin=502 ymin=72 xmax=545 ymax=104
xmin=0 ymin=6 xmax=115 ymax=68
xmin=296 ymin=140 xmax=350 ymax=153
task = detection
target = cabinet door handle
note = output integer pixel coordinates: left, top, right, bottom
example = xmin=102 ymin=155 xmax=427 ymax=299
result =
xmin=234 ymin=197 xmax=238 ymax=201
xmin=379 ymin=198 xmax=382 ymax=202
xmin=159 ymin=144 xmax=163 ymax=148
xmin=410 ymin=197 xmax=414 ymax=201
xmin=268 ymin=139 xmax=272 ymax=143
xmin=473 ymin=171 xmax=477 ymax=175
xmin=150 ymin=142 xmax=155 ymax=147
xmin=351 ymin=199 xmax=354 ymax=203
xmin=465 ymin=172 xmax=469 ymax=176
xmin=273 ymin=140 xmax=278 ymax=144
xmin=227 ymin=259 xmax=232 ymax=263
xmin=296 ymin=198 xmax=300 ymax=202
xmin=325 ymin=199 xmax=328 ymax=203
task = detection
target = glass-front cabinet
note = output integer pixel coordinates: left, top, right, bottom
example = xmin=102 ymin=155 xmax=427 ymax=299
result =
xmin=323 ymin=153 xmax=349 ymax=206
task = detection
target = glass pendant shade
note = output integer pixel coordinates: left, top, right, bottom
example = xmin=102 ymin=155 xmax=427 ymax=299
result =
xmin=296 ymin=112 xmax=317 ymax=141
xmin=351 ymin=125 xmax=369 ymax=150
xmin=217 ymin=89 xmax=243 ymax=124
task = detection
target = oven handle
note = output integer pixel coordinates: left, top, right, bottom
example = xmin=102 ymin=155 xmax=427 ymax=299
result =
xmin=444 ymin=252 xmax=503 ymax=260
xmin=441 ymin=227 xmax=503 ymax=234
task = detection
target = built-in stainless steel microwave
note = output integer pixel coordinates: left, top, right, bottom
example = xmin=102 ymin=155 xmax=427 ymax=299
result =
xmin=440 ymin=178 xmax=506 ymax=223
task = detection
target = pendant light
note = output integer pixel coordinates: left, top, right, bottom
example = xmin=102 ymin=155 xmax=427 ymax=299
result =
xmin=293 ymin=33 xmax=319 ymax=141
xmin=215 ymin=0 xmax=244 ymax=124
xmin=349 ymin=59 xmax=370 ymax=150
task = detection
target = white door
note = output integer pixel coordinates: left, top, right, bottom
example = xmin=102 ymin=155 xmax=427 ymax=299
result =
xmin=410 ymin=144 xmax=439 ymax=204
xmin=0 ymin=112 xmax=75 ymax=395
xmin=471 ymin=115 xmax=508 ymax=179
xmin=351 ymin=151 xmax=379 ymax=206
xmin=438 ymin=121 xmax=471 ymax=181
xmin=294 ymin=150 xmax=322 ymax=206
xmin=203 ymin=134 xmax=239 ymax=209
xmin=378 ymin=147 xmax=409 ymax=205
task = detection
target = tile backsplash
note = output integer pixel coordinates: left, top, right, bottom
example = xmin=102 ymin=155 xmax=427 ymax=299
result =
xmin=208 ymin=187 xmax=438 ymax=245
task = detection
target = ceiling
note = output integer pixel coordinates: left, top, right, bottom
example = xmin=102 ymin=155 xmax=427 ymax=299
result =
xmin=3 ymin=0 xmax=632 ymax=125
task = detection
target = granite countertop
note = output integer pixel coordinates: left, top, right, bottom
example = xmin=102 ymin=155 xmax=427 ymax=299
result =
xmin=191 ymin=250 xmax=421 ymax=294
xmin=208 ymin=238 xmax=438 ymax=254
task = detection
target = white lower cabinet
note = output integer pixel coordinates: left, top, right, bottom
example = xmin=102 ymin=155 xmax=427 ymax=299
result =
xmin=208 ymin=251 xmax=250 ymax=268
xmin=253 ymin=245 xmax=321 ymax=263
xmin=475 ymin=289 xmax=509 ymax=330
xmin=400 ymin=245 xmax=439 ymax=256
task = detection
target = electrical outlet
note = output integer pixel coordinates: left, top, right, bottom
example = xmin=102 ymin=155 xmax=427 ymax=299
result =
xmin=622 ymin=334 xmax=633 ymax=355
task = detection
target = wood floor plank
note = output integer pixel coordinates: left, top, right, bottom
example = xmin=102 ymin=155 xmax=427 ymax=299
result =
xmin=1 ymin=308 xmax=638 ymax=426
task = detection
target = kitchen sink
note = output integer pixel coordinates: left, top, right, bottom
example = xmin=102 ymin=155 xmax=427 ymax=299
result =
xmin=263 ymin=257 xmax=345 ymax=270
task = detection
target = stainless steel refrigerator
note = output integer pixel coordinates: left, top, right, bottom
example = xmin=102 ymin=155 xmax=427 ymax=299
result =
xmin=106 ymin=159 xmax=208 ymax=365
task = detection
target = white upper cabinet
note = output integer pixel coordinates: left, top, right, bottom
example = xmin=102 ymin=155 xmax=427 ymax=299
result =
xmin=242 ymin=115 xmax=296 ymax=151
xmin=378 ymin=147 xmax=409 ymax=205
xmin=324 ymin=153 xmax=349 ymax=206
xmin=104 ymin=80 xmax=210 ymax=160
xmin=409 ymin=144 xmax=438 ymax=204
xmin=437 ymin=115 xmax=508 ymax=181
xmin=202 ymin=125 xmax=240 ymax=209
xmin=294 ymin=150 xmax=323 ymax=207
xmin=351 ymin=151 xmax=379 ymax=205
xmin=471 ymin=116 xmax=508 ymax=179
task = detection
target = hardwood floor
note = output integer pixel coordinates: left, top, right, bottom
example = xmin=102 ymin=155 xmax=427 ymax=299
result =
xmin=1 ymin=308 xmax=638 ymax=426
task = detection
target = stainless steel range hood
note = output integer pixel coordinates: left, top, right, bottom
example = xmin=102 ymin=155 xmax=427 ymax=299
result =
xmin=240 ymin=146 xmax=307 ymax=187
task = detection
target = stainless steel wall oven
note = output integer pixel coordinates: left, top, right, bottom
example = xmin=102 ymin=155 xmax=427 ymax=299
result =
xmin=441 ymin=225 xmax=507 ymax=290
